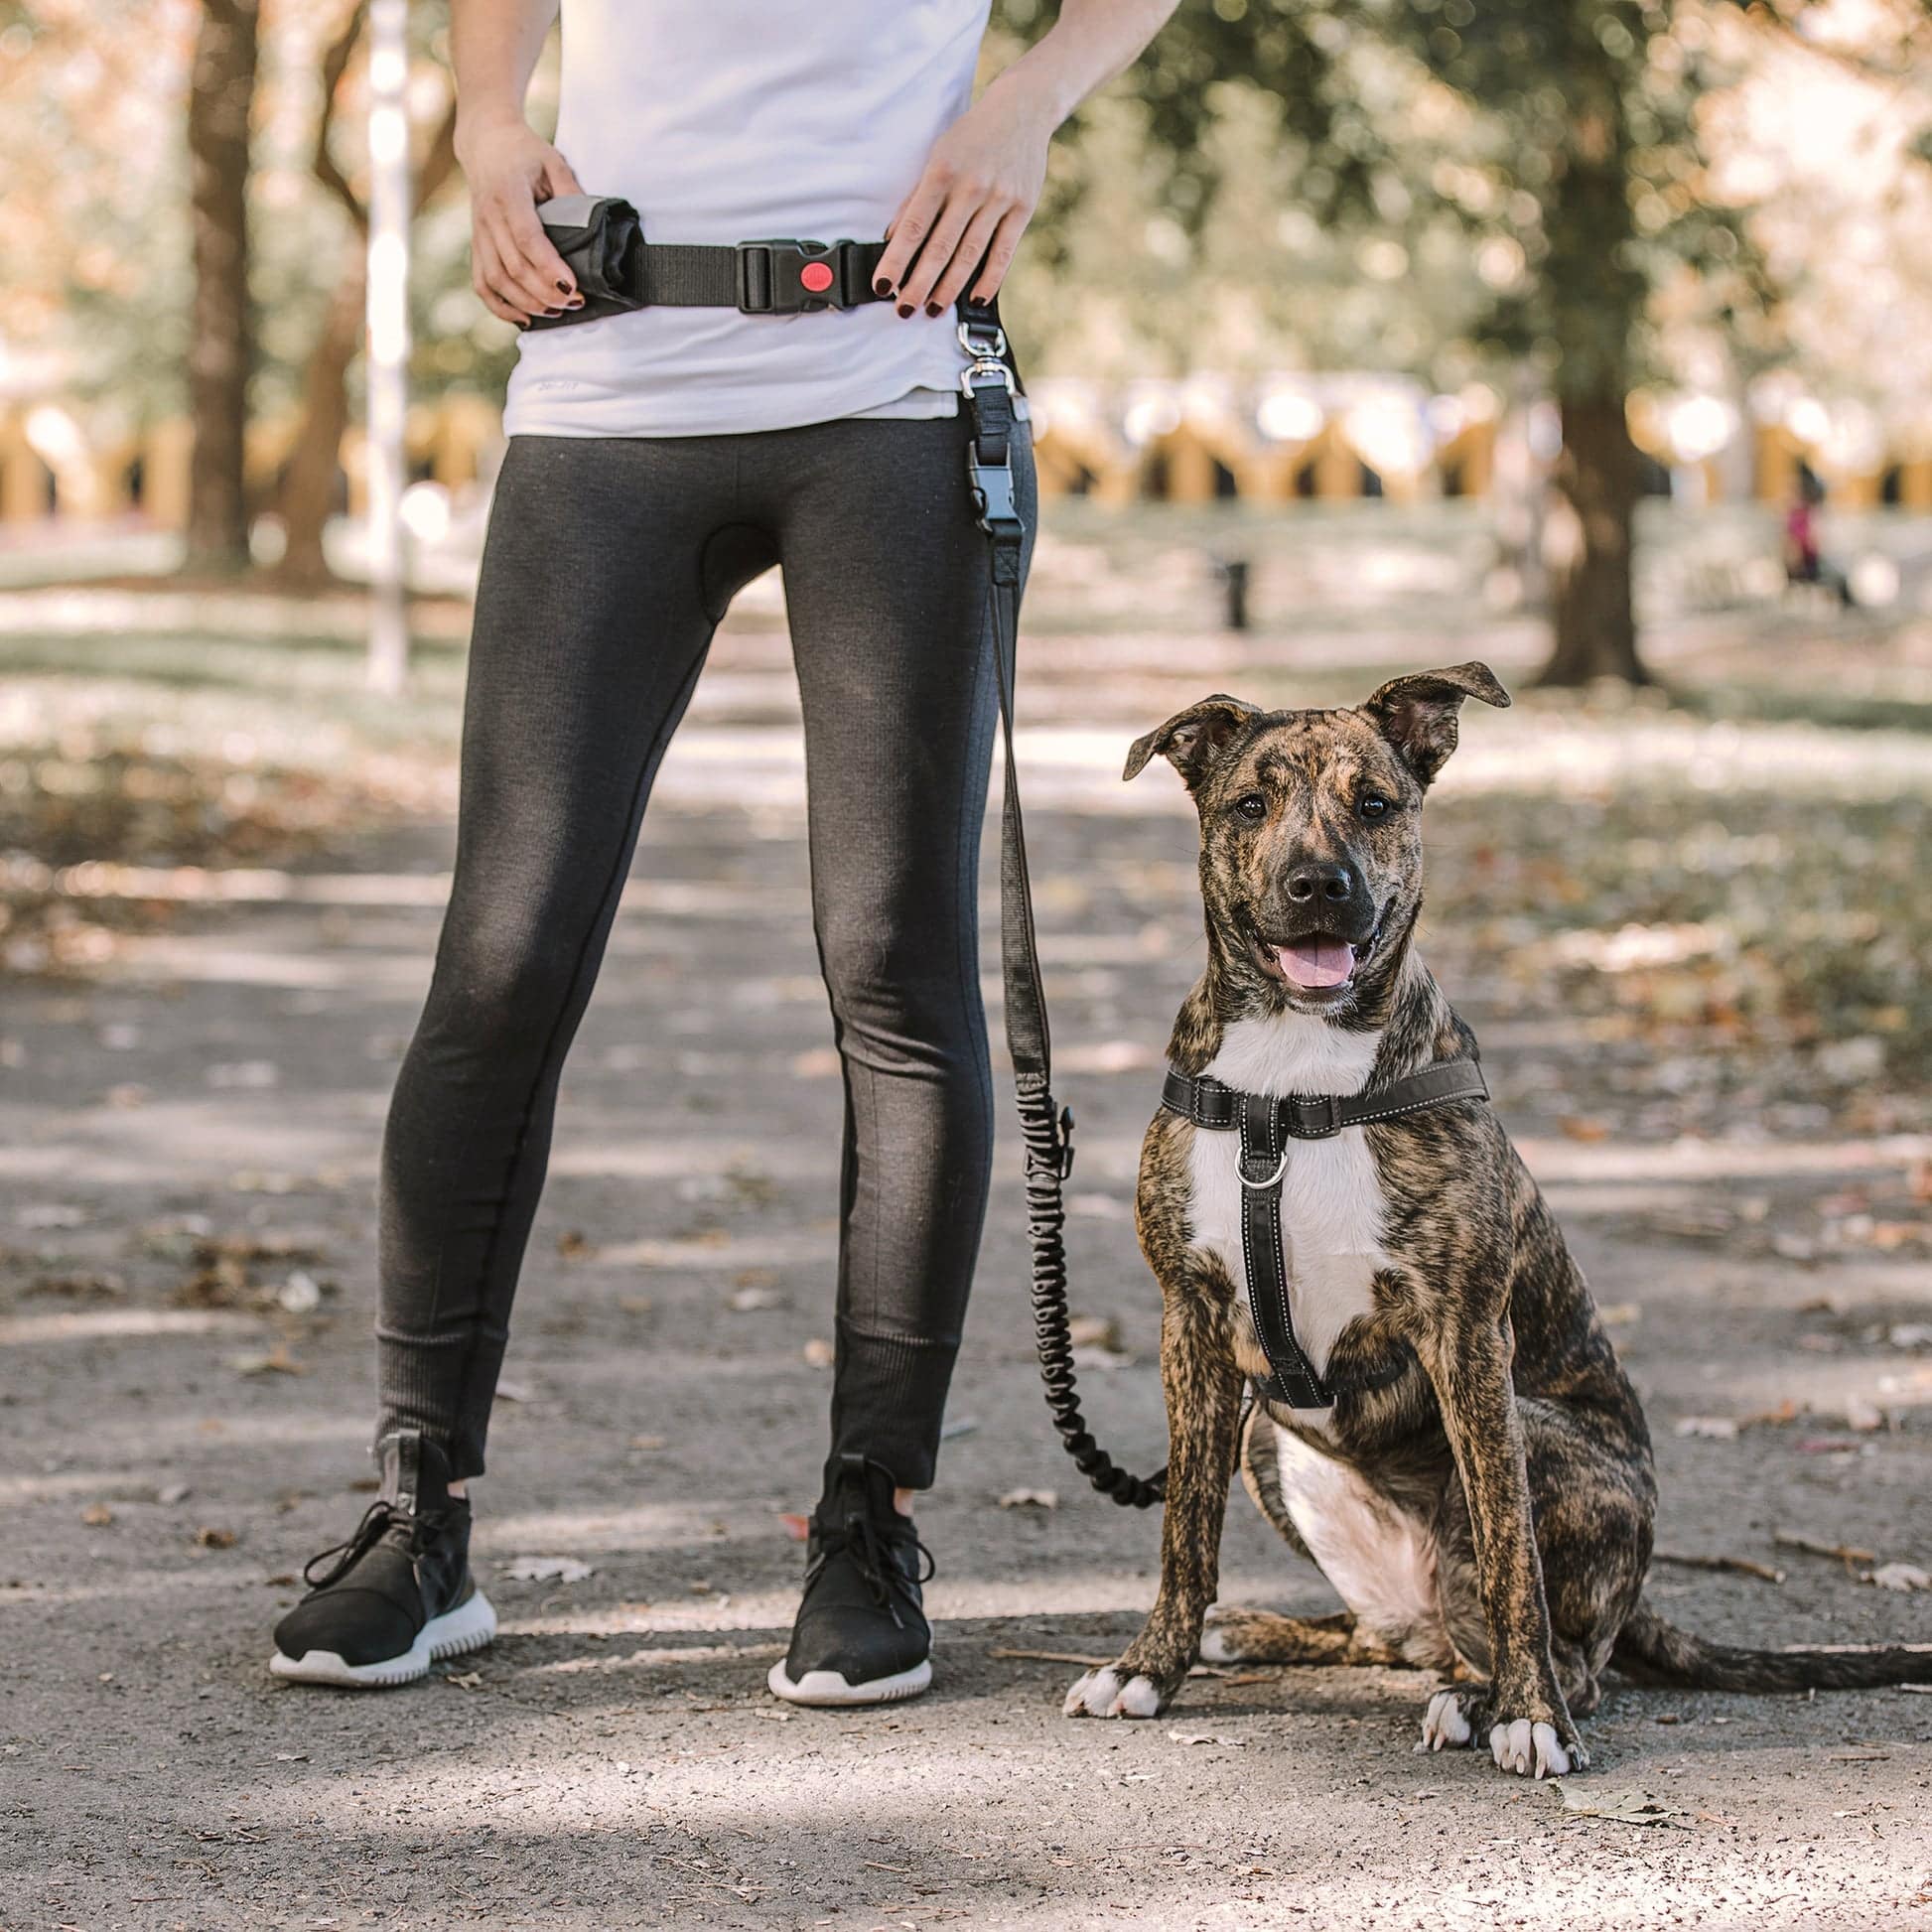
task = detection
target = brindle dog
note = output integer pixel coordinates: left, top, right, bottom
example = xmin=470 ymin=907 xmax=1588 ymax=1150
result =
xmin=1063 ymin=663 xmax=1929 ymax=1778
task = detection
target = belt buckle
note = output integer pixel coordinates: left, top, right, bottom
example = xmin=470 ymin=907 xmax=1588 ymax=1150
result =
xmin=736 ymin=238 xmax=850 ymax=314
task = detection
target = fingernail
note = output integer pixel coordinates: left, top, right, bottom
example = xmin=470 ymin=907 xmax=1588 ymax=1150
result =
xmin=924 ymin=301 xmax=941 ymax=318
xmin=873 ymin=277 xmax=893 ymax=297
xmin=543 ymin=307 xmax=563 ymax=318
xmin=897 ymin=303 xmax=913 ymax=319
xmin=556 ymin=281 xmax=573 ymax=295
xmin=566 ymin=295 xmax=585 ymax=309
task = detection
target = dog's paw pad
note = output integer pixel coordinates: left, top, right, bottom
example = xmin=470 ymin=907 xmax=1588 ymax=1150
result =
xmin=1421 ymin=1688 xmax=1473 ymax=1752
xmin=1488 ymin=1718 xmax=1574 ymax=1778
xmin=1062 ymin=1666 xmax=1163 ymax=1719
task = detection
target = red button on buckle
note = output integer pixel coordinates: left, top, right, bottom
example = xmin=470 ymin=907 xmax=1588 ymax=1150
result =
xmin=798 ymin=260 xmax=835 ymax=296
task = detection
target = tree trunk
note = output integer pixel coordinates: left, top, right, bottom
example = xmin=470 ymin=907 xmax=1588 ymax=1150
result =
xmin=184 ymin=0 xmax=261 ymax=572
xmin=1536 ymin=393 xmax=1648 ymax=687
xmin=272 ymin=250 xmax=365 ymax=585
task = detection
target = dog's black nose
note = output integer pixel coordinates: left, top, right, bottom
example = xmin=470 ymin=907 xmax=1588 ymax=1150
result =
xmin=1286 ymin=862 xmax=1355 ymax=905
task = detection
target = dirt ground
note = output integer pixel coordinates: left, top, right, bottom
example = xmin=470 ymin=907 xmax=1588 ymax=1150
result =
xmin=3 ymin=599 xmax=1930 ymax=1931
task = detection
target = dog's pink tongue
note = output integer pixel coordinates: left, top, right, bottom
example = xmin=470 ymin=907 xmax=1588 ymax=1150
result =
xmin=1276 ymin=938 xmax=1356 ymax=989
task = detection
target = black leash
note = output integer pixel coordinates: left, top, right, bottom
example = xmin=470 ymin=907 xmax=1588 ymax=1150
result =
xmin=960 ymin=300 xmax=1166 ymax=1509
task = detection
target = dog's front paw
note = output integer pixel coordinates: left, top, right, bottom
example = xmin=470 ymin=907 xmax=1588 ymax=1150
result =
xmin=1063 ymin=1663 xmax=1169 ymax=1720
xmin=1487 ymin=1715 xmax=1587 ymax=1780
xmin=1418 ymin=1685 xmax=1484 ymax=1752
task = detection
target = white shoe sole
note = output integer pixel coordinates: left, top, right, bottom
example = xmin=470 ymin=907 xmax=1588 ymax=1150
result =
xmin=268 ymin=1588 xmax=497 ymax=1689
xmin=765 ymin=1655 xmax=932 ymax=1708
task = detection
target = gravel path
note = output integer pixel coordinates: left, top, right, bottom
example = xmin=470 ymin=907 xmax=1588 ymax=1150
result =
xmin=3 ymin=615 xmax=1929 ymax=1930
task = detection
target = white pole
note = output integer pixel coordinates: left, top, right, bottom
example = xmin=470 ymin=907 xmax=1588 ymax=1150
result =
xmin=365 ymin=0 xmax=411 ymax=693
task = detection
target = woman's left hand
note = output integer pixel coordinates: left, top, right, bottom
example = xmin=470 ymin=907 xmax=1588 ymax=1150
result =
xmin=874 ymin=75 xmax=1054 ymax=316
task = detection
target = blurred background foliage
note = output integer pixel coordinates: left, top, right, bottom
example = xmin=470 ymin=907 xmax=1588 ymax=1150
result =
xmin=4 ymin=0 xmax=1932 ymax=678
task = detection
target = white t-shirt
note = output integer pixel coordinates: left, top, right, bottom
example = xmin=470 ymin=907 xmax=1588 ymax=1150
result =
xmin=501 ymin=1 xmax=993 ymax=439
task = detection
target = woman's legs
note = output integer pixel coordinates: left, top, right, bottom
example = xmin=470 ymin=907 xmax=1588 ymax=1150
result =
xmin=374 ymin=434 xmax=774 ymax=1478
xmin=770 ymin=413 xmax=1036 ymax=1495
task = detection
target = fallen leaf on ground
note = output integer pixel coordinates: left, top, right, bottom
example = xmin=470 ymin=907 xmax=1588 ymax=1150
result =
xmin=1556 ymin=1785 xmax=1690 ymax=1829
xmin=226 ymin=1345 xmax=305 ymax=1377
xmin=502 ymin=1555 xmax=593 ymax=1583
xmin=494 ymin=1378 xmax=535 ymax=1402
xmin=1674 ymin=1416 xmax=1738 ymax=1441
xmin=998 ymin=1488 xmax=1058 ymax=1510
xmin=777 ymin=1512 xmax=811 ymax=1542
xmin=80 ymin=1503 xmax=114 ymax=1527
xmin=1866 ymin=1564 xmax=1930 ymax=1592
xmin=194 ymin=1527 xmax=237 ymax=1549
xmin=801 ymin=1337 xmax=834 ymax=1368
xmin=1168 ymin=1730 xmax=1244 ymax=1747
xmin=443 ymin=1671 xmax=485 ymax=1690
xmin=1066 ymin=1314 xmax=1121 ymax=1350
xmin=556 ymin=1230 xmax=595 ymax=1260
xmin=728 ymin=1286 xmax=785 ymax=1312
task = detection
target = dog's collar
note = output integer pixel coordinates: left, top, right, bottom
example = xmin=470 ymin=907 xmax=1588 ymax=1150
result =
xmin=1161 ymin=1056 xmax=1489 ymax=1142
xmin=1162 ymin=1055 xmax=1488 ymax=1410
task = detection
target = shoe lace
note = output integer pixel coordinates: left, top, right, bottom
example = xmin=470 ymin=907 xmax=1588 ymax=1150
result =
xmin=301 ymin=1500 xmax=415 ymax=1588
xmin=817 ymin=1508 xmax=937 ymax=1630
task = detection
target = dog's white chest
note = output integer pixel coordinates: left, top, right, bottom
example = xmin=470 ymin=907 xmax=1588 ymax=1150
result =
xmin=1184 ymin=1016 xmax=1391 ymax=1396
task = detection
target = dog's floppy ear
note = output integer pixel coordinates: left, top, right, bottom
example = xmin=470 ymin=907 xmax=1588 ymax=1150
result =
xmin=1362 ymin=662 xmax=1510 ymax=786
xmin=1123 ymin=695 xmax=1261 ymax=791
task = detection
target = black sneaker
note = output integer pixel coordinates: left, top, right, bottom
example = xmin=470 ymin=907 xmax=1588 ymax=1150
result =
xmin=767 ymin=1453 xmax=935 ymax=1707
xmin=269 ymin=1430 xmax=495 ymax=1689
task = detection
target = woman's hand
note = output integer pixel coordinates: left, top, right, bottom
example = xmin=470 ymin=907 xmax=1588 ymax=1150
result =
xmin=458 ymin=116 xmax=587 ymax=325
xmin=874 ymin=74 xmax=1055 ymax=317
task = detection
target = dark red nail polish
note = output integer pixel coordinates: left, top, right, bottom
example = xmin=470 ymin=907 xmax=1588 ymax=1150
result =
xmin=873 ymin=277 xmax=893 ymax=297
xmin=556 ymin=281 xmax=573 ymax=294
xmin=897 ymin=303 xmax=913 ymax=319
xmin=566 ymin=296 xmax=585 ymax=309
xmin=543 ymin=307 xmax=563 ymax=318
xmin=924 ymin=302 xmax=941 ymax=318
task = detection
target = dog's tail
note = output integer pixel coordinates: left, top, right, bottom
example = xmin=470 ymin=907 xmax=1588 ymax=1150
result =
xmin=1612 ymin=1599 xmax=1932 ymax=1693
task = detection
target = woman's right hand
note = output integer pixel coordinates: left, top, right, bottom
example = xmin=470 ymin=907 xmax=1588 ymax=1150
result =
xmin=457 ymin=117 xmax=587 ymax=325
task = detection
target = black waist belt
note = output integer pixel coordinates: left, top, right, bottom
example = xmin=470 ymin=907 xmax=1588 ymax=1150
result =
xmin=530 ymin=195 xmax=892 ymax=327
xmin=1161 ymin=1058 xmax=1489 ymax=1409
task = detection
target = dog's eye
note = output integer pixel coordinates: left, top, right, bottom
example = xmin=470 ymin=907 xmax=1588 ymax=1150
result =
xmin=1358 ymin=793 xmax=1391 ymax=822
xmin=1234 ymin=793 xmax=1267 ymax=821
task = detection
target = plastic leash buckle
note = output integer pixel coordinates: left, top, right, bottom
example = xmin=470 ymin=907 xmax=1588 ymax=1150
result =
xmin=967 ymin=450 xmax=1020 ymax=536
xmin=735 ymin=238 xmax=855 ymax=314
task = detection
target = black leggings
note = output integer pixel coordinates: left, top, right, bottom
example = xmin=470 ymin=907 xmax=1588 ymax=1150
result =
xmin=374 ymin=412 xmax=1035 ymax=1488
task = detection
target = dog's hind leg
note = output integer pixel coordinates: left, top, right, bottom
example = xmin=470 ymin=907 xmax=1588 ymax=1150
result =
xmin=1199 ymin=1608 xmax=1403 ymax=1668
xmin=1065 ymin=1285 xmax=1245 ymax=1721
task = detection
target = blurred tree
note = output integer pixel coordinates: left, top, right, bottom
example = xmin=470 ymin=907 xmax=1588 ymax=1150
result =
xmin=1054 ymin=0 xmax=1766 ymax=686
xmin=272 ymin=0 xmax=458 ymax=587
xmin=185 ymin=0 xmax=260 ymax=571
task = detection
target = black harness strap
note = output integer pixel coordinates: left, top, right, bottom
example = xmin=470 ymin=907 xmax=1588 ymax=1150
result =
xmin=1166 ymin=1058 xmax=1488 ymax=1409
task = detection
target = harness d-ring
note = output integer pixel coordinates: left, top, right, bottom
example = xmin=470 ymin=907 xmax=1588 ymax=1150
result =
xmin=1238 ymin=1149 xmax=1290 ymax=1190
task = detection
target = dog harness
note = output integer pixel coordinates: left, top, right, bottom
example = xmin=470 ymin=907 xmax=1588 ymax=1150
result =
xmin=1160 ymin=1059 xmax=1490 ymax=1408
